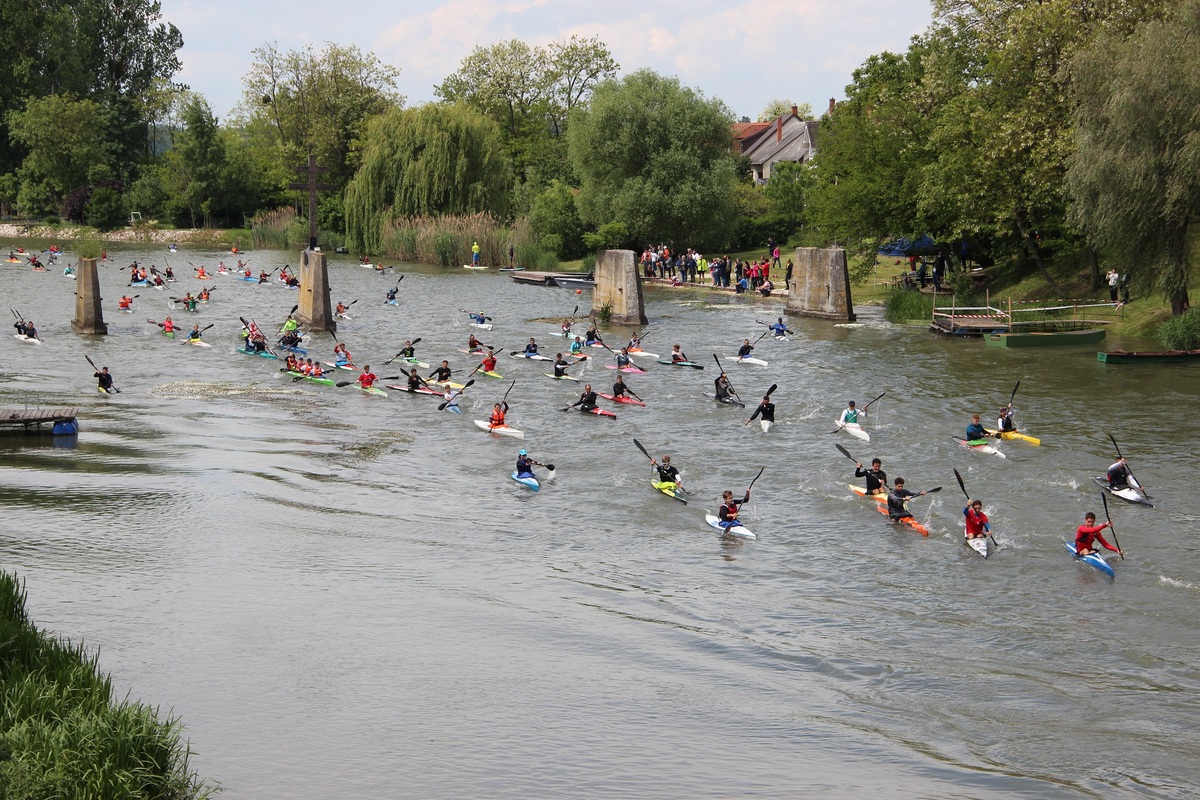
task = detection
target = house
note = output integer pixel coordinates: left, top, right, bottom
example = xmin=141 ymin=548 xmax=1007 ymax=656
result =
xmin=737 ymin=104 xmax=822 ymax=183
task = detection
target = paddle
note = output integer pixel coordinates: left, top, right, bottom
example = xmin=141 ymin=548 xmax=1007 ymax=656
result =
xmin=746 ymin=466 xmax=766 ymax=494
xmin=277 ymin=303 xmax=300 ymax=335
xmin=954 ymin=467 xmax=998 ymax=549
xmin=835 ymin=443 xmax=857 ymax=463
xmin=633 ymin=438 xmax=687 ymax=497
xmin=1100 ymin=492 xmax=1125 ymax=560
xmin=744 ymin=383 xmax=778 ymax=425
xmin=862 ymin=391 xmax=887 ymax=411
xmin=529 ymin=457 xmax=557 ymax=479
xmin=599 ymin=340 xmax=645 ymax=372
xmin=85 ymin=355 xmax=120 ymax=394
xmin=491 ymin=379 xmax=518 ymax=427
xmin=181 ymin=323 xmax=214 ymax=343
xmin=712 ymin=353 xmax=743 ymax=404
xmin=438 ymin=379 xmax=475 ymax=410
xmin=384 ymin=337 xmax=422 ymax=364
xmin=1108 ymin=434 xmax=1147 ymax=494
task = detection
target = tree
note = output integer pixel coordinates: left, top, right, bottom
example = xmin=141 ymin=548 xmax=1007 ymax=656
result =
xmin=8 ymin=94 xmax=109 ymax=212
xmin=1067 ymin=0 xmax=1200 ymax=315
xmin=236 ymin=41 xmax=403 ymax=189
xmin=567 ymin=70 xmax=739 ymax=249
xmin=757 ymin=99 xmax=814 ymax=121
xmin=528 ymin=181 xmax=585 ymax=258
xmin=170 ymin=95 xmax=227 ymax=228
xmin=344 ymin=103 xmax=512 ymax=253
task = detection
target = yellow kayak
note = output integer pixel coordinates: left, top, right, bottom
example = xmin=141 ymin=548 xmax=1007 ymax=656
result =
xmin=652 ymin=480 xmax=687 ymax=504
xmin=985 ymin=428 xmax=1040 ymax=446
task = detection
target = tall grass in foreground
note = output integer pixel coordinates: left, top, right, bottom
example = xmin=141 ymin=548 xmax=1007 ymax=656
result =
xmin=1157 ymin=307 xmax=1200 ymax=349
xmin=0 ymin=572 xmax=213 ymax=799
xmin=883 ymin=289 xmax=934 ymax=324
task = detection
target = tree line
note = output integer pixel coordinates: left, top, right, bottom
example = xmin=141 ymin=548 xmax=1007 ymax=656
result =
xmin=1 ymin=0 xmax=1196 ymax=314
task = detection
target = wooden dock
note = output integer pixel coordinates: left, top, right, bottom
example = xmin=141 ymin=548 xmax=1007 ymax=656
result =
xmin=0 ymin=407 xmax=80 ymax=434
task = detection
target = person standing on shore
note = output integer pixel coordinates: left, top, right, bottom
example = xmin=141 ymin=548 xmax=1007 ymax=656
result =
xmin=1106 ymin=268 xmax=1120 ymax=302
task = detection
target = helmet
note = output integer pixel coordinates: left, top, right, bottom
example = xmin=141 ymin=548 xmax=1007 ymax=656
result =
xmin=518 ymin=449 xmax=527 ymax=456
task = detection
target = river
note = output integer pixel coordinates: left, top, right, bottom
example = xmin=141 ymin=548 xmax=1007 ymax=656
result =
xmin=1 ymin=243 xmax=1198 ymax=798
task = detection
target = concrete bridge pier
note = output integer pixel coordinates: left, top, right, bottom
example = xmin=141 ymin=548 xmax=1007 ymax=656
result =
xmin=298 ymin=249 xmax=335 ymax=332
xmin=592 ymin=249 xmax=647 ymax=326
xmin=785 ymin=247 xmax=856 ymax=322
xmin=71 ymin=257 xmax=107 ymax=335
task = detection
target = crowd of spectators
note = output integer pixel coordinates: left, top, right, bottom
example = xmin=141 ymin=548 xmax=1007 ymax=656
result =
xmin=639 ymin=244 xmax=793 ymax=297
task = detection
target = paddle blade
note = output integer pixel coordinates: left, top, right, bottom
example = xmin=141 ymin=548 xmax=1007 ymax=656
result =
xmin=953 ymin=468 xmax=969 ymax=499
xmin=335 ymin=381 xmax=352 ymax=387
xmin=766 ymin=383 xmax=778 ymax=397
xmin=835 ymin=444 xmax=855 ymax=462
xmin=633 ymin=438 xmax=652 ymax=461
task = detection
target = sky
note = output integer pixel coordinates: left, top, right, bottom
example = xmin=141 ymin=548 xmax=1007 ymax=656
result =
xmin=159 ymin=0 xmax=933 ymax=121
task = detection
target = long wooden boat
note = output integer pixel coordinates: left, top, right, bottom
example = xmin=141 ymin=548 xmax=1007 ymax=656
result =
xmin=1097 ymin=348 xmax=1200 ymax=364
xmin=984 ymin=329 xmax=1106 ymax=348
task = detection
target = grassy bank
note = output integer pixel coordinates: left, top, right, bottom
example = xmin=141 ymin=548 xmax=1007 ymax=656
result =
xmin=0 ymin=572 xmax=212 ymax=799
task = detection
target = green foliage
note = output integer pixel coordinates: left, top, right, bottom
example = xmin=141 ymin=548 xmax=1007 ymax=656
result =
xmin=1156 ymin=307 xmax=1200 ymax=349
xmin=345 ymin=104 xmax=511 ymax=253
xmin=1067 ymin=0 xmax=1198 ymax=315
xmin=9 ymin=95 xmax=109 ymax=203
xmin=0 ymin=572 xmax=212 ymax=799
xmin=126 ymin=167 xmax=169 ymax=219
xmin=528 ymin=181 xmax=584 ymax=258
xmin=568 ymin=70 xmax=738 ymax=250
xmin=582 ymin=221 xmax=629 ymax=251
xmin=0 ymin=173 xmax=19 ymax=215
xmin=599 ymin=301 xmax=613 ymax=322
xmin=883 ymin=289 xmax=934 ymax=323
xmin=380 ymin=213 xmax=514 ymax=266
xmin=757 ymin=99 xmax=814 ymax=121
xmin=83 ymin=188 xmax=125 ymax=231
xmin=75 ymin=235 xmax=104 ymax=260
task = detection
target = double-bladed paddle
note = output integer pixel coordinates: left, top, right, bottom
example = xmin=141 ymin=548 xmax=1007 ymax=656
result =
xmin=437 ymin=379 xmax=475 ymax=410
xmin=711 ymin=353 xmax=743 ymax=404
xmin=1108 ymin=433 xmax=1148 ymax=495
xmin=829 ymin=391 xmax=885 ymax=434
xmin=954 ymin=467 xmax=998 ymax=548
xmin=633 ymin=438 xmax=687 ymax=502
xmin=744 ymin=384 xmax=778 ymax=425
xmin=384 ymin=337 xmax=422 ymax=364
xmin=1100 ymin=492 xmax=1125 ymax=560
xmin=181 ymin=323 xmax=214 ymax=343
xmin=600 ymin=340 xmax=645 ymax=372
xmin=85 ymin=355 xmax=120 ymax=394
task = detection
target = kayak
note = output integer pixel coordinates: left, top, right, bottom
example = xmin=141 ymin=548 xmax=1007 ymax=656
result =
xmin=952 ymin=436 xmax=1006 ymax=459
xmin=239 ymin=348 xmax=277 ymax=359
xmin=279 ymin=345 xmax=308 ymax=355
xmin=1064 ymin=540 xmax=1115 ymax=577
xmin=512 ymin=353 xmax=552 ymax=362
xmin=580 ymin=407 xmax=617 ymax=418
xmin=628 ymin=348 xmax=660 ymax=358
xmin=358 ymin=386 xmax=388 ymax=397
xmin=774 ymin=335 xmax=789 ymax=342
xmin=473 ymin=420 xmax=525 ymax=439
xmin=402 ymin=357 xmax=430 ymax=368
xmin=725 ymin=356 xmax=769 ymax=367
xmin=479 ymin=370 xmax=504 ymax=379
xmin=458 ymin=348 xmax=488 ymax=355
xmin=430 ymin=380 xmax=465 ymax=390
xmin=544 ymin=373 xmax=580 ymax=382
xmin=759 ymin=420 xmax=772 ymax=433
xmin=985 ymin=428 xmax=1041 ymax=446
xmin=874 ymin=502 xmax=930 ymax=536
xmin=183 ymin=339 xmax=211 ymax=347
xmin=837 ymin=423 xmax=870 ymax=441
xmin=704 ymin=513 xmax=757 ymax=540
xmin=335 ymin=313 xmax=353 ymax=321
xmin=511 ymin=471 xmax=540 ymax=491
xmin=709 ymin=394 xmax=746 ymax=407
xmin=13 ymin=334 xmax=41 ymax=344
xmin=286 ymin=370 xmax=335 ymax=386
xmin=848 ymin=484 xmax=887 ymax=503
xmin=385 ymin=299 xmax=399 ymax=306
xmin=444 ymin=404 xmax=462 ymax=414
xmin=1091 ymin=476 xmax=1153 ymax=507
xmin=966 ymin=537 xmax=990 ymax=559
xmin=161 ymin=329 xmax=175 ymax=339
xmin=385 ymin=385 xmax=441 ymax=396
xmin=604 ymin=365 xmax=647 ymax=374
xmin=598 ymin=392 xmax=645 ymax=407
xmin=323 ymin=362 xmax=357 ymax=371
xmin=240 ymin=276 xmax=258 ymax=282
xmin=652 ymin=480 xmax=687 ymax=504
xmin=470 ymin=322 xmax=493 ymax=331
xmin=657 ymin=359 xmax=704 ymax=369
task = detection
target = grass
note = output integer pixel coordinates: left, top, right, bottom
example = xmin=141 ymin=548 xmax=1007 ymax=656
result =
xmin=0 ymin=572 xmax=213 ymax=799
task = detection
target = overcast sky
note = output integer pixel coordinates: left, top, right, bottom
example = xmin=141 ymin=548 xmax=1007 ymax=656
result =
xmin=160 ymin=0 xmax=932 ymax=121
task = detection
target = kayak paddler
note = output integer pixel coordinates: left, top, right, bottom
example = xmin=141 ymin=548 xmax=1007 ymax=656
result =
xmin=966 ymin=414 xmax=991 ymax=442
xmin=670 ymin=344 xmax=689 ymax=363
xmin=737 ymin=339 xmax=754 ymax=359
xmin=523 ymin=338 xmax=540 ymax=356
xmin=489 ymin=401 xmax=509 ymax=428
xmin=406 ymin=371 xmax=424 ymax=392
xmin=357 ymin=365 xmax=377 ymax=389
xmin=118 ymin=295 xmax=133 ymax=310
xmin=333 ymin=343 xmax=352 ymax=366
xmin=481 ymin=349 xmax=498 ymax=374
xmin=1106 ymin=458 xmax=1133 ymax=490
xmin=553 ymin=354 xmax=572 ymax=378
xmin=768 ymin=317 xmax=791 ymax=337
xmin=585 ymin=324 xmax=603 ymax=345
xmin=161 ymin=316 xmax=176 ymax=334
xmin=964 ymin=499 xmax=990 ymax=542
xmin=717 ymin=489 xmax=749 ymax=530
xmin=714 ymin=372 xmax=735 ymax=402
xmin=95 ymin=366 xmax=115 ymax=394
xmin=568 ymin=384 xmax=599 ymax=413
xmin=399 ymin=341 xmax=416 ymax=359
xmin=570 ymin=337 xmax=586 ymax=358
xmin=615 ymin=347 xmax=632 ymax=368
xmin=612 ymin=374 xmax=632 ymax=398
xmin=886 ymin=478 xmax=927 ymax=522
xmin=650 ymin=454 xmax=684 ymax=493
xmin=515 ymin=449 xmax=536 ymax=479
xmin=746 ymin=395 xmax=775 ymax=426
xmin=280 ymin=315 xmax=299 ymax=336
xmin=429 ymin=360 xmax=453 ymax=383
xmin=854 ymin=458 xmax=887 ymax=496
xmin=470 ymin=311 xmax=488 ymax=325
xmin=185 ymin=324 xmax=202 ymax=341
xmin=837 ymin=400 xmax=865 ymax=428
xmin=997 ymin=406 xmax=1017 ymax=434
xmin=386 ymin=287 xmax=398 ymax=303
xmin=1075 ymin=511 xmax=1121 ymax=557
xmin=467 ymin=333 xmax=486 ymax=352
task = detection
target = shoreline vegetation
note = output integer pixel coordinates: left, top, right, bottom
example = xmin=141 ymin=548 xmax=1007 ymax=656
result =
xmin=0 ymin=572 xmax=213 ymax=799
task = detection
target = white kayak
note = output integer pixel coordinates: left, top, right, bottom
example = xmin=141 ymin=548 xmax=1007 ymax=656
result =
xmin=627 ymin=349 xmax=660 ymax=359
xmin=966 ymin=537 xmax=989 ymax=559
xmin=952 ymin=437 xmax=1006 ymax=459
xmin=725 ymin=356 xmax=768 ymax=367
xmin=544 ymin=372 xmax=580 ymax=382
xmin=512 ymin=353 xmax=553 ymax=362
xmin=704 ymin=513 xmax=757 ymax=540
xmin=13 ymin=334 xmax=41 ymax=344
xmin=511 ymin=471 xmax=539 ymax=491
xmin=474 ymin=420 xmax=525 ymax=439
xmin=184 ymin=339 xmax=212 ymax=347
xmin=1091 ymin=476 xmax=1153 ymax=507
xmin=838 ymin=422 xmax=870 ymax=441
xmin=471 ymin=322 xmax=493 ymax=331
xmin=759 ymin=420 xmax=772 ymax=433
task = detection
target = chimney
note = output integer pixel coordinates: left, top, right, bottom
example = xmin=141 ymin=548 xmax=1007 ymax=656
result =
xmin=827 ymin=97 xmax=836 ymax=115
xmin=791 ymin=104 xmax=798 ymax=117
xmin=777 ymin=116 xmax=783 ymax=142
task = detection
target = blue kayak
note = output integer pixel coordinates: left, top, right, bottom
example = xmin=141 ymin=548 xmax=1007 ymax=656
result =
xmin=279 ymin=344 xmax=307 ymax=355
xmin=1063 ymin=540 xmax=1115 ymax=577
xmin=511 ymin=471 xmax=539 ymax=491
xmin=238 ymin=348 xmax=277 ymax=359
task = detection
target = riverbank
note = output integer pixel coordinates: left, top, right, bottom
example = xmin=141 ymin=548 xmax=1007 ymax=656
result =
xmin=0 ymin=222 xmax=236 ymax=247
xmin=0 ymin=572 xmax=212 ymax=798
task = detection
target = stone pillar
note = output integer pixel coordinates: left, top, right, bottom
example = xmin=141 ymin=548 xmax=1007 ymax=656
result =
xmin=298 ymin=249 xmax=335 ymax=332
xmin=71 ymin=257 xmax=107 ymax=335
xmin=785 ymin=247 xmax=856 ymax=322
xmin=591 ymin=249 xmax=647 ymax=326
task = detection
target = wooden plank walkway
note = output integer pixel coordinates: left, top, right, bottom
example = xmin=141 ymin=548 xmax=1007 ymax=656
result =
xmin=0 ymin=407 xmax=79 ymax=431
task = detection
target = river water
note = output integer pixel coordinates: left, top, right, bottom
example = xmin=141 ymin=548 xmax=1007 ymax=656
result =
xmin=1 ymin=243 xmax=1198 ymax=798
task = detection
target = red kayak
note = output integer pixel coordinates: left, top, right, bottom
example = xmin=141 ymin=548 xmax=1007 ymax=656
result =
xmin=598 ymin=392 xmax=646 ymax=407
xmin=581 ymin=407 xmax=617 ymax=418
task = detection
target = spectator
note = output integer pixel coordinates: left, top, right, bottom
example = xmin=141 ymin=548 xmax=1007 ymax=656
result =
xmin=1106 ymin=268 xmax=1120 ymax=302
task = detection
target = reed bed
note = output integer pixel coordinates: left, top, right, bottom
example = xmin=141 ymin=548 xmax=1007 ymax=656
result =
xmin=382 ymin=213 xmax=556 ymax=268
xmin=0 ymin=572 xmax=213 ymax=799
xmin=883 ymin=289 xmax=934 ymax=324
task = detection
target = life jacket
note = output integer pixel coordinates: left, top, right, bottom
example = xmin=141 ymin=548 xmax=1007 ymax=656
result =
xmin=490 ymin=410 xmax=506 ymax=425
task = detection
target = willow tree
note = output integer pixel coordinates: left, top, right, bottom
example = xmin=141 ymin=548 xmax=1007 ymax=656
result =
xmin=344 ymin=103 xmax=511 ymax=253
xmin=1067 ymin=1 xmax=1198 ymax=315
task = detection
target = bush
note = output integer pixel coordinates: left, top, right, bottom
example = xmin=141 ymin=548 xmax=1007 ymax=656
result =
xmin=883 ymin=289 xmax=933 ymax=324
xmin=84 ymin=188 xmax=125 ymax=231
xmin=433 ymin=232 xmax=458 ymax=266
xmin=1156 ymin=307 xmax=1200 ymax=350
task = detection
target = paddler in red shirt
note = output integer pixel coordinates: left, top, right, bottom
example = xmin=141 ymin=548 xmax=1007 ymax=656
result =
xmin=357 ymin=365 xmax=377 ymax=389
xmin=481 ymin=349 xmax=498 ymax=373
xmin=964 ymin=499 xmax=990 ymax=541
xmin=162 ymin=316 xmax=176 ymax=333
xmin=1075 ymin=512 xmax=1121 ymax=557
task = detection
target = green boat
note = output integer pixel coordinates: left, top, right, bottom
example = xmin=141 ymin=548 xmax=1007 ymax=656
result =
xmin=286 ymin=370 xmax=334 ymax=386
xmin=1098 ymin=348 xmax=1200 ymax=364
xmin=984 ymin=329 xmax=1106 ymax=348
